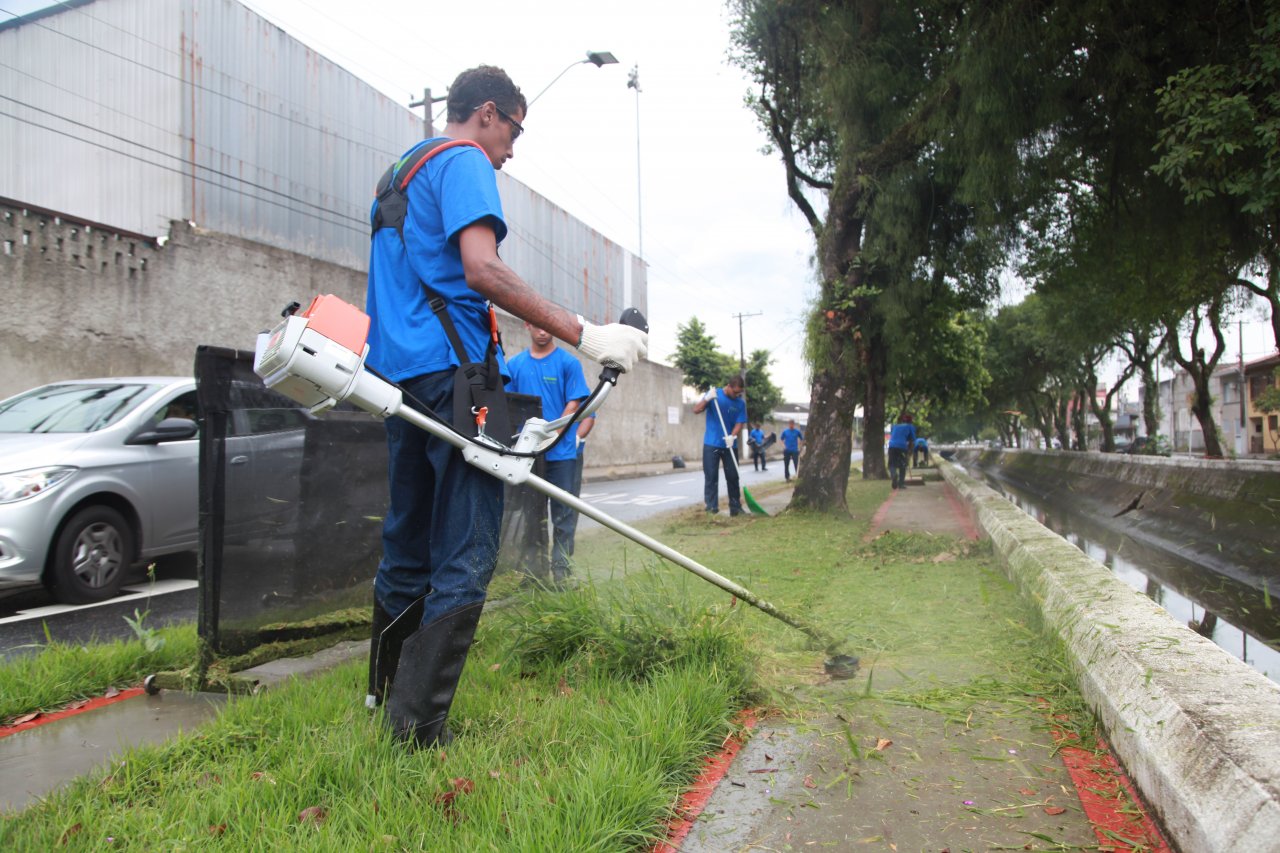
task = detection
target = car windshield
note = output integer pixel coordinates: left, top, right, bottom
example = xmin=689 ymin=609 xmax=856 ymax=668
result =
xmin=0 ymin=383 xmax=160 ymax=433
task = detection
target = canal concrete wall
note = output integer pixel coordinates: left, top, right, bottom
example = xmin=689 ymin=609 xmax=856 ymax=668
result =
xmin=944 ymin=449 xmax=1280 ymax=591
xmin=940 ymin=458 xmax=1280 ymax=853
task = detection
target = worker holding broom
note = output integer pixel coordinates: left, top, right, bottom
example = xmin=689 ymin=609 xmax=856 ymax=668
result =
xmin=693 ymin=375 xmax=747 ymax=516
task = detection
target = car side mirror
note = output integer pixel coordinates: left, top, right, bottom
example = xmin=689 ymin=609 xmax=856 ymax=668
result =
xmin=126 ymin=417 xmax=199 ymax=445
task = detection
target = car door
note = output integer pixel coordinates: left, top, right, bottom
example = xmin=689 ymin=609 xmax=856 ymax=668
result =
xmin=137 ymin=389 xmax=200 ymax=553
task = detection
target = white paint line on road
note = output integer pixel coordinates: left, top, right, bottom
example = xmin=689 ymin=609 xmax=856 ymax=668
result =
xmin=0 ymin=579 xmax=199 ymax=625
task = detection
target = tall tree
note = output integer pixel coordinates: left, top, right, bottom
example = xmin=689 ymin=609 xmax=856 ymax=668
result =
xmin=743 ymin=349 xmax=785 ymax=425
xmin=672 ymin=317 xmax=736 ymax=393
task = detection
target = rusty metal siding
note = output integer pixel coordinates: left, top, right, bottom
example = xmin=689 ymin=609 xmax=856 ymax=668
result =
xmin=0 ymin=0 xmax=643 ymax=315
xmin=0 ymin=0 xmax=188 ymax=237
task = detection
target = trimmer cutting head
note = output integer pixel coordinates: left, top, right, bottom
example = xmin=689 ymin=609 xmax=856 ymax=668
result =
xmin=823 ymin=654 xmax=861 ymax=679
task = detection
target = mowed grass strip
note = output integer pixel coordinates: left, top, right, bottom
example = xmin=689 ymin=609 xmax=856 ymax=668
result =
xmin=0 ymin=581 xmax=757 ymax=850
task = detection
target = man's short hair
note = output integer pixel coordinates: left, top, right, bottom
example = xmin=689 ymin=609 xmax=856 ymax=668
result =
xmin=726 ymin=375 xmax=745 ymax=390
xmin=447 ymin=65 xmax=527 ymax=124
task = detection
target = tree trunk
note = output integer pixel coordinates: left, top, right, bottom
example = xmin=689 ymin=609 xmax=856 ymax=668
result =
xmin=860 ymin=322 xmax=888 ymax=480
xmin=794 ymin=353 xmax=860 ymax=512
xmin=1190 ymin=372 xmax=1224 ymax=457
xmin=1141 ymin=364 xmax=1160 ymax=438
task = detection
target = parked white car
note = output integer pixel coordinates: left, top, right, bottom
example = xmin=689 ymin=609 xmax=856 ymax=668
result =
xmin=0 ymin=377 xmax=199 ymax=603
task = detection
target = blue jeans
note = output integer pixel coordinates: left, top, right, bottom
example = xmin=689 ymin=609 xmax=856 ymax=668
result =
xmin=374 ymin=370 xmax=504 ymax=626
xmin=702 ymin=444 xmax=742 ymax=514
xmin=542 ymin=457 xmax=579 ymax=577
xmin=783 ymin=450 xmax=799 ymax=480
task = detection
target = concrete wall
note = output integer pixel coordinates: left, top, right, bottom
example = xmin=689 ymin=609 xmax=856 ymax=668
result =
xmin=0 ymin=201 xmax=700 ymax=465
xmin=941 ymin=459 xmax=1280 ymax=852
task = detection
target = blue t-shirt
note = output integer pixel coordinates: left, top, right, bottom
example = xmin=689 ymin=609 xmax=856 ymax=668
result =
xmin=506 ymin=347 xmax=591 ymax=462
xmin=749 ymin=428 xmax=764 ymax=447
xmin=888 ymin=422 xmax=917 ymax=450
xmin=914 ymin=437 xmax=928 ymax=449
xmin=781 ymin=427 xmax=803 ymax=452
xmin=365 ymin=140 xmax=509 ymax=382
xmin=703 ymin=388 xmax=747 ymax=448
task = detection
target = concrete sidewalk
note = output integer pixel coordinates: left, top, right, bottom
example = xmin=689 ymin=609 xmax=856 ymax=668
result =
xmin=681 ymin=473 xmax=1128 ymax=852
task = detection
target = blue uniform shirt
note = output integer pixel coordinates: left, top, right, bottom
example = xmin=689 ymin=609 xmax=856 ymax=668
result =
xmin=703 ymin=388 xmax=747 ymax=448
xmin=781 ymin=427 xmax=803 ymax=452
xmin=506 ymin=347 xmax=591 ymax=462
xmin=915 ymin=437 xmax=928 ymax=449
xmin=888 ymin=422 xmax=917 ymax=450
xmin=749 ymin=427 xmax=765 ymax=447
xmin=365 ymin=140 xmax=509 ymax=381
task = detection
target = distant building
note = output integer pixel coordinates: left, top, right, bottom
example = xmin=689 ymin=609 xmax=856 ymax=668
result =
xmin=1245 ymin=354 xmax=1280 ymax=456
xmin=1148 ymin=362 xmax=1253 ymax=455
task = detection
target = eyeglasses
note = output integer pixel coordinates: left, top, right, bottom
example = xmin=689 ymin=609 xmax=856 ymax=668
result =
xmin=474 ymin=102 xmax=523 ymax=141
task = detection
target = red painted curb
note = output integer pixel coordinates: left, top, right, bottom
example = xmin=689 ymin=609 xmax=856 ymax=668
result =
xmin=1057 ymin=736 xmax=1173 ymax=853
xmin=868 ymin=487 xmax=900 ymax=535
xmin=0 ymin=687 xmax=147 ymax=739
xmin=1037 ymin=698 xmax=1172 ymax=853
xmin=654 ymin=708 xmax=759 ymax=853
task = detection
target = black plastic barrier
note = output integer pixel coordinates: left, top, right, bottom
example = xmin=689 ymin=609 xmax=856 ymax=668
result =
xmin=196 ymin=346 xmax=388 ymax=657
xmin=193 ymin=347 xmax=548 ymax=666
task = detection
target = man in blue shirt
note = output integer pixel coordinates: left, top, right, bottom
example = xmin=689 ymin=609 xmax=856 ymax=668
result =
xmin=364 ymin=65 xmax=647 ymax=749
xmin=887 ymin=413 xmax=917 ymax=489
xmin=780 ymin=419 xmax=804 ymax=482
xmin=748 ymin=424 xmax=767 ymax=471
xmin=693 ymin=376 xmax=748 ymax=515
xmin=913 ymin=435 xmax=930 ymax=468
xmin=507 ymin=323 xmax=591 ymax=586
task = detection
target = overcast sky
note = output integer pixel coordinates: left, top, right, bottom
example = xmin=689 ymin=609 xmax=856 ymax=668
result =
xmin=234 ymin=0 xmax=821 ymax=402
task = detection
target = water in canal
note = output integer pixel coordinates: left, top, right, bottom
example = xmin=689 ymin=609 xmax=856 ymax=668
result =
xmin=963 ymin=467 xmax=1280 ymax=685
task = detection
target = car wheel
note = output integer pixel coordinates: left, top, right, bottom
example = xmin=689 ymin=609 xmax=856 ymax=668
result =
xmin=48 ymin=506 xmax=134 ymax=604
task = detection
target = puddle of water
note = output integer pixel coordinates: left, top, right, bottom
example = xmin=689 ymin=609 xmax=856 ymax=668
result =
xmin=966 ymin=468 xmax=1280 ymax=684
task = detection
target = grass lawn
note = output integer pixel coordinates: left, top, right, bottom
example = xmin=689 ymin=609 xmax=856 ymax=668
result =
xmin=1 ymin=475 xmax=1101 ymax=850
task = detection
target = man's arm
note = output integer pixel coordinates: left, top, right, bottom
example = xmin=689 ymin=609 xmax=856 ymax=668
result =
xmin=459 ymin=224 xmax=581 ymax=344
xmin=692 ymin=388 xmax=716 ymax=415
xmin=576 ymin=415 xmax=596 ymax=440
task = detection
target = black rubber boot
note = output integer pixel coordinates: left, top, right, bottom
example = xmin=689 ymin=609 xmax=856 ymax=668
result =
xmin=384 ymin=600 xmax=484 ymax=748
xmin=366 ymin=595 xmax=425 ymax=709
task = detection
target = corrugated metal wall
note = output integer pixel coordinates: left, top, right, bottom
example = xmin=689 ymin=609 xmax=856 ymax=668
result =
xmin=0 ymin=0 xmax=644 ymax=316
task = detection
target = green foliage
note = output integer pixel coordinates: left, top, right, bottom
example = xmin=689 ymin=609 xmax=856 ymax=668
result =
xmin=744 ymin=348 xmax=786 ymax=422
xmin=672 ymin=316 xmax=736 ymax=392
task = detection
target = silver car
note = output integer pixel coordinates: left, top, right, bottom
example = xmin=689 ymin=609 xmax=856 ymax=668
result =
xmin=0 ymin=377 xmax=199 ymax=604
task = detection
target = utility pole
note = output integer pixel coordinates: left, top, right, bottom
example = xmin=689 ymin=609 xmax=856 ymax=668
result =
xmin=409 ymin=87 xmax=448 ymax=139
xmin=732 ymin=311 xmax=763 ymax=380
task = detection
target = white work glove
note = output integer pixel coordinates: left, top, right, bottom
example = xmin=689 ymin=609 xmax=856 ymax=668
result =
xmin=724 ymin=435 xmax=736 ymax=449
xmin=702 ymin=389 xmax=717 ymax=402
xmin=577 ymin=318 xmax=648 ymax=373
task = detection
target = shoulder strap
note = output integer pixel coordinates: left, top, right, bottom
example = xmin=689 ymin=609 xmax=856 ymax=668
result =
xmin=370 ymin=138 xmax=485 ymax=239
xmin=370 ymin=138 xmax=498 ymax=368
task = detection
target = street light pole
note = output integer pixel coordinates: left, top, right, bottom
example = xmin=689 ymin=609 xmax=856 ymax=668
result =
xmin=413 ymin=51 xmax=617 ymax=140
xmin=529 ymin=50 xmax=618 ymax=107
xmin=628 ymin=65 xmax=643 ymax=261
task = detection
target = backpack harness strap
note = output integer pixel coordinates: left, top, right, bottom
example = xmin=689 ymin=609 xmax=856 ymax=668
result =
xmin=371 ymin=138 xmax=501 ymax=373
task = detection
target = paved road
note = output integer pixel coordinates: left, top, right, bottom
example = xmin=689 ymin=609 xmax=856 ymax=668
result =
xmin=0 ymin=463 xmax=795 ymax=657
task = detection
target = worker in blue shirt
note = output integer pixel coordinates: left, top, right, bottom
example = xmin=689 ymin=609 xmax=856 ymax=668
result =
xmin=749 ymin=424 xmax=768 ymax=471
xmin=692 ymin=375 xmax=747 ymax=515
xmin=913 ymin=435 xmax=930 ymax=468
xmin=507 ymin=323 xmax=591 ymax=586
xmin=887 ymin=413 xmax=916 ymax=489
xmin=780 ymin=419 xmax=804 ymax=482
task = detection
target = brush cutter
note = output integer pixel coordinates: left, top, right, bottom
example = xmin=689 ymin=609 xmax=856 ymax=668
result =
xmin=708 ymin=395 xmax=769 ymax=516
xmin=252 ymin=295 xmax=858 ymax=676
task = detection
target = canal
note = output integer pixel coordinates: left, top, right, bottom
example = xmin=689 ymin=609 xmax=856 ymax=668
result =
xmin=959 ymin=463 xmax=1280 ymax=684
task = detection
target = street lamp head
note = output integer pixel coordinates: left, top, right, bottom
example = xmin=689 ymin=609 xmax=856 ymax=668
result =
xmin=586 ymin=51 xmax=618 ymax=67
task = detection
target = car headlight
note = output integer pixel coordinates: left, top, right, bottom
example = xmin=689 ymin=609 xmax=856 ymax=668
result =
xmin=0 ymin=466 xmax=78 ymax=504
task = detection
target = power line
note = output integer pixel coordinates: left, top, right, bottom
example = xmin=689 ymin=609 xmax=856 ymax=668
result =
xmin=0 ymin=108 xmax=369 ymax=236
xmin=0 ymin=3 xmax=409 ymax=159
